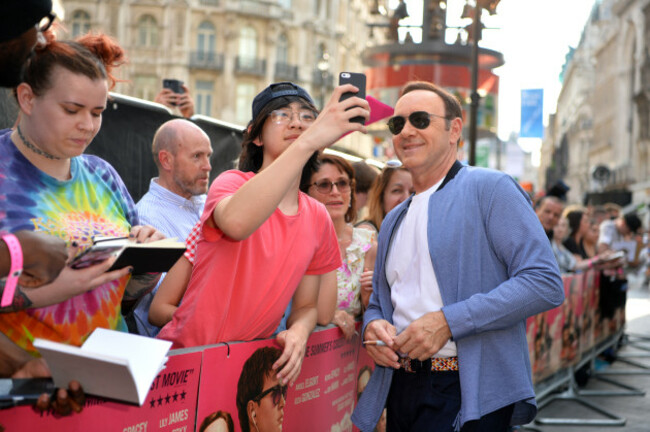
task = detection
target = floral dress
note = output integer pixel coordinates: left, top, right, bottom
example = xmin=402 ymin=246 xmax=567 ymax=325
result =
xmin=337 ymin=227 xmax=375 ymax=316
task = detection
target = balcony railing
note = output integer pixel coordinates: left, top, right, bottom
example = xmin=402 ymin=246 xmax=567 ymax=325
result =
xmin=189 ymin=52 xmax=224 ymax=71
xmin=235 ymin=56 xmax=267 ymax=77
xmin=225 ymin=0 xmax=285 ymax=19
xmin=274 ymin=62 xmax=299 ymax=81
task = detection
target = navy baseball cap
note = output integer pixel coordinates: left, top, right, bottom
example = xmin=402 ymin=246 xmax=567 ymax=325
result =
xmin=1 ymin=0 xmax=53 ymax=43
xmin=252 ymin=82 xmax=314 ymax=119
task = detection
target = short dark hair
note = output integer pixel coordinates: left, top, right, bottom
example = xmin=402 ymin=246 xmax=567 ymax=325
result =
xmin=236 ymin=347 xmax=282 ymax=432
xmin=399 ymin=81 xmax=463 ymax=127
xmin=565 ymin=209 xmax=585 ymax=238
xmin=238 ymin=83 xmax=319 ymax=173
xmin=535 ymin=195 xmax=563 ymax=211
xmin=352 ymin=161 xmax=378 ymax=194
xmin=624 ymin=212 xmax=642 ymax=234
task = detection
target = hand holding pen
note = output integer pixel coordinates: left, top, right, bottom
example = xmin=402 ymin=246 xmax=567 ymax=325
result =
xmin=362 ymin=319 xmax=400 ymax=369
xmin=363 ymin=340 xmax=387 ymax=346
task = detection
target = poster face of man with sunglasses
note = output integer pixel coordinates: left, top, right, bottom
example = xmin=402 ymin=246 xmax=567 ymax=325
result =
xmin=352 ymin=81 xmax=564 ymax=432
xmin=237 ymin=347 xmax=286 ymax=432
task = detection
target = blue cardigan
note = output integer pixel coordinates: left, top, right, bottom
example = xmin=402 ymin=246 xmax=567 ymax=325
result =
xmin=352 ymin=163 xmax=564 ymax=431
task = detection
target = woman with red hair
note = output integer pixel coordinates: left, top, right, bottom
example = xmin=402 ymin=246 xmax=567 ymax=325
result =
xmin=0 ymin=31 xmax=162 ymax=377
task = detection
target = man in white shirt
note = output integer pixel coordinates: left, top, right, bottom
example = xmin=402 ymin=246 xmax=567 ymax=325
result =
xmin=353 ymin=81 xmax=563 ymax=432
xmin=130 ymin=119 xmax=213 ymax=336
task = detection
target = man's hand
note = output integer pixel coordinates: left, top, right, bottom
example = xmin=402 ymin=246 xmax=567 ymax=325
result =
xmin=12 ymin=357 xmax=85 ymax=416
xmin=176 ymin=85 xmax=195 ymax=118
xmin=154 ymin=86 xmax=195 ymax=119
xmin=274 ymin=325 xmax=310 ymax=386
xmin=129 ymin=225 xmax=166 ymax=244
xmin=363 ymin=319 xmax=400 ymax=369
xmin=9 ymin=231 xmax=68 ymax=288
xmin=297 ymin=85 xmax=370 ymax=153
xmin=392 ymin=311 xmax=452 ymax=361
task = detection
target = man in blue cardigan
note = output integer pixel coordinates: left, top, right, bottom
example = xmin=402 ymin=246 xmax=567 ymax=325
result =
xmin=351 ymin=81 xmax=564 ymax=432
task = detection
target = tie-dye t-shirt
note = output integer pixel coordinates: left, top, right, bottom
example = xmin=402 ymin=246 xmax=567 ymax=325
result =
xmin=0 ymin=129 xmax=138 ymax=355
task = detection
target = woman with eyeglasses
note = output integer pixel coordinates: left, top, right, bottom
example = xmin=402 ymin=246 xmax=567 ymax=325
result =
xmin=300 ymin=154 xmax=377 ymax=339
xmin=158 ymin=82 xmax=369 ymax=386
xmin=356 ymin=166 xmax=414 ymax=233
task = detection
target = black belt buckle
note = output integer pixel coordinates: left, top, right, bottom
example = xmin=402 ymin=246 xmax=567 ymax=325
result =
xmin=411 ymin=358 xmax=432 ymax=374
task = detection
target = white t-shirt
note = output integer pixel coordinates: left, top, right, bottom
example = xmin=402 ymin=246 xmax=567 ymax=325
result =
xmin=386 ymin=179 xmax=457 ymax=358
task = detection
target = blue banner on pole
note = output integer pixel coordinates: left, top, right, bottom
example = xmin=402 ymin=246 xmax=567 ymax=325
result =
xmin=520 ymin=89 xmax=544 ymax=138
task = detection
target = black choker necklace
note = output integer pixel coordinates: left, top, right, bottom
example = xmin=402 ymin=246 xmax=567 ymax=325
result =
xmin=16 ymin=125 xmax=61 ymax=160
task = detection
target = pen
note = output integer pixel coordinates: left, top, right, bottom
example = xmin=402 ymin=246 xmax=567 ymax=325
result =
xmin=363 ymin=340 xmax=387 ymax=346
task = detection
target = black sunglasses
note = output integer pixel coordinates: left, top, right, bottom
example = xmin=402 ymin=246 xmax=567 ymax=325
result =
xmin=311 ymin=179 xmax=351 ymax=194
xmin=387 ymin=111 xmax=449 ymax=135
xmin=252 ymin=384 xmax=287 ymax=406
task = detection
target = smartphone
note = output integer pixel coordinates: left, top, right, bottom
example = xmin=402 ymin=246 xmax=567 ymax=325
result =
xmin=0 ymin=378 xmax=54 ymax=408
xmin=163 ymin=79 xmax=185 ymax=106
xmin=338 ymin=72 xmax=367 ymax=124
xmin=69 ymin=238 xmax=127 ymax=270
xmin=163 ymin=79 xmax=184 ymax=94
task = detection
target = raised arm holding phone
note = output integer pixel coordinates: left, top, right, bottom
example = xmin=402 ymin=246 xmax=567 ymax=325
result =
xmin=158 ymin=80 xmax=369 ymax=386
xmin=154 ymin=79 xmax=195 ymax=118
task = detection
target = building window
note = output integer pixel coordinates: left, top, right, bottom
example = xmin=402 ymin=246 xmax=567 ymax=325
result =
xmin=277 ymin=33 xmax=289 ymax=65
xmin=197 ymin=21 xmax=216 ymax=60
xmin=236 ymin=83 xmax=256 ymax=124
xmin=325 ymin=0 xmax=331 ymax=18
xmin=195 ymin=80 xmax=214 ymax=117
xmin=138 ymin=15 xmax=159 ymax=47
xmin=71 ymin=10 xmax=91 ymax=38
xmin=238 ymin=26 xmax=257 ymax=69
xmin=316 ymin=42 xmax=328 ymax=64
xmin=133 ymin=75 xmax=158 ymax=101
xmin=278 ymin=0 xmax=292 ymax=7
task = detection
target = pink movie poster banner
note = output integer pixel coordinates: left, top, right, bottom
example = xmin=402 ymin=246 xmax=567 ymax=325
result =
xmin=0 ymin=350 xmax=202 ymax=432
xmin=354 ymin=334 xmax=386 ymax=432
xmin=560 ymin=274 xmax=583 ymax=368
xmin=196 ymin=326 xmax=359 ymax=432
xmin=580 ymin=270 xmax=596 ymax=353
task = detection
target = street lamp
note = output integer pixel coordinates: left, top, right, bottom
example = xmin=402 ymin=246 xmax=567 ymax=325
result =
xmin=317 ymin=53 xmax=330 ymax=109
xmin=467 ymin=0 xmax=499 ymax=166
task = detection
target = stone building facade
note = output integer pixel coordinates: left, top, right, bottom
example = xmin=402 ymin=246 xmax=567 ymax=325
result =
xmin=58 ymin=0 xmax=379 ymax=130
xmin=541 ymin=0 xmax=650 ymax=207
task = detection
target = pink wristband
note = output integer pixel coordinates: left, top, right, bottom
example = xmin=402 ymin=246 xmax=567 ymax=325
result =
xmin=1 ymin=234 xmax=23 ymax=307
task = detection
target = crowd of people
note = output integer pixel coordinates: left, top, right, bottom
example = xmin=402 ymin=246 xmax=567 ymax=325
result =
xmin=5 ymin=1 xmax=641 ymax=432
